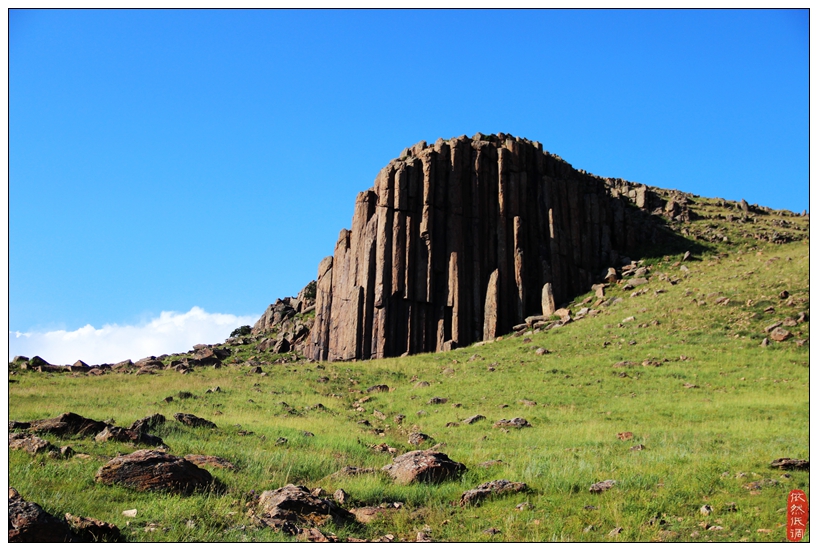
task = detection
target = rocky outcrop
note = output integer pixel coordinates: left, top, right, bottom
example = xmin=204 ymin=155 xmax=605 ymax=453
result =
xmin=251 ymin=281 xmax=316 ymax=356
xmin=310 ymin=133 xmax=667 ymax=361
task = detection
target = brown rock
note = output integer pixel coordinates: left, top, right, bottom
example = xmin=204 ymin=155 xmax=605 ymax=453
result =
xmin=589 ymin=479 xmax=617 ymax=493
xmin=257 ymin=484 xmax=355 ymax=530
xmin=8 ymin=489 xmax=78 ymax=542
xmin=770 ymin=458 xmax=808 ymax=471
xmin=173 ymin=413 xmax=216 ymax=429
xmin=9 ymin=433 xmax=59 ymax=456
xmin=27 ymin=412 xmax=108 ymax=437
xmin=769 ymin=327 xmax=792 ymax=342
xmin=64 ymin=513 xmax=121 ymax=542
xmin=408 ymin=432 xmax=432 ymax=446
xmin=493 ymin=417 xmax=531 ymax=429
xmin=94 ymin=425 xmax=164 ymax=447
xmin=129 ymin=413 xmax=166 ymax=433
xmin=94 ymin=450 xmax=212 ymax=494
xmin=463 ymin=414 xmax=486 ymax=424
xmin=382 ymin=450 xmax=466 ymax=484
xmin=460 ymin=479 xmax=528 ymax=506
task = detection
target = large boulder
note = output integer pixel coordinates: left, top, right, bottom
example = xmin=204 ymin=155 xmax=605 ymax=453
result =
xmin=28 ymin=412 xmax=108 ymax=437
xmin=8 ymin=488 xmax=78 ymax=542
xmin=257 ymin=484 xmax=355 ymax=532
xmin=94 ymin=450 xmax=213 ymax=494
xmin=382 ymin=450 xmax=466 ymax=484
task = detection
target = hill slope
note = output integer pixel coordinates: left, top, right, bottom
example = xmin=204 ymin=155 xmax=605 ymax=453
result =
xmin=8 ymin=195 xmax=809 ymax=542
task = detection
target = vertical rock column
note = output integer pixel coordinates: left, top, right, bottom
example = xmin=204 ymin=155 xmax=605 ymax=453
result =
xmin=312 ymin=134 xmax=660 ymax=361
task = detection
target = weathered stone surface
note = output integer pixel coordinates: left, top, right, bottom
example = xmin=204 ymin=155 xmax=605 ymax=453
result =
xmin=382 ymin=450 xmax=466 ymax=484
xmin=541 ymin=282 xmax=556 ymax=317
xmin=64 ymin=513 xmax=121 ymax=542
xmin=27 ymin=412 xmax=108 ymax=437
xmin=311 ymin=135 xmax=664 ymax=361
xmin=174 ymin=413 xmax=217 ymax=429
xmin=94 ymin=450 xmax=212 ymax=494
xmin=460 ymin=479 xmax=528 ymax=506
xmin=9 ymin=433 xmax=60 ymax=456
xmin=9 ymin=488 xmax=78 ymax=542
xmin=257 ymin=484 xmax=355 ymax=531
xmin=463 ymin=414 xmax=486 ymax=424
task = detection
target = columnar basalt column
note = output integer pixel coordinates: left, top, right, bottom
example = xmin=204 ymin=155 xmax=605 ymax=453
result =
xmin=311 ymin=133 xmax=662 ymax=361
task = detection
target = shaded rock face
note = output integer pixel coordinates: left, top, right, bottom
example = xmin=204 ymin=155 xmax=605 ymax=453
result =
xmin=94 ymin=450 xmax=213 ymax=494
xmin=8 ymin=488 xmax=78 ymax=542
xmin=382 ymin=450 xmax=466 ymax=484
xmin=310 ymin=134 xmax=663 ymax=361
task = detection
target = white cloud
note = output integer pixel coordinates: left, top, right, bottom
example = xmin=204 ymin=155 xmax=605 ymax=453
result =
xmin=9 ymin=307 xmax=258 ymax=366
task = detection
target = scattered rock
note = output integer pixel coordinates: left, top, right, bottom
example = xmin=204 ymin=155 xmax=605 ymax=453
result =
xmin=769 ymin=327 xmax=792 ymax=342
xmin=608 ymin=526 xmax=623 ymax=536
xmin=464 ymin=414 xmax=486 ymax=425
xmin=297 ymin=527 xmax=338 ymax=542
xmin=173 ymin=413 xmax=217 ymax=429
xmin=428 ymin=397 xmax=448 ymax=404
xmin=257 ymin=484 xmax=355 ymax=532
xmin=333 ymin=488 xmax=348 ymax=505
xmin=94 ymin=425 xmax=164 ymax=447
xmin=534 ymin=347 xmax=549 ymax=355
xmin=700 ymin=504 xmax=712 ymax=516
xmin=128 ymin=414 xmax=166 ymax=434
xmin=27 ymin=412 xmax=108 ymax=437
xmin=770 ymin=458 xmax=809 ymax=471
xmin=382 ymin=450 xmax=466 ymax=484
xmin=8 ymin=488 xmax=78 ymax=542
xmin=493 ymin=418 xmax=531 ymax=429
xmin=367 ymin=384 xmax=390 ymax=393
xmin=9 ymin=433 xmax=60 ymax=456
xmin=760 ymin=338 xmax=770 ymax=347
xmin=630 ymin=444 xmax=645 ymax=451
xmin=616 ymin=432 xmax=634 ymax=441
xmin=484 ymin=527 xmax=501 ymax=535
xmin=94 ymin=450 xmax=213 ymax=494
xmin=414 ymin=381 xmax=431 ymax=388
xmin=589 ymin=480 xmax=616 ymax=493
xmin=460 ymin=479 xmax=528 ymax=506
xmin=408 ymin=432 xmax=432 ymax=446
xmin=478 ymin=460 xmax=503 ymax=468
xmin=64 ymin=513 xmax=121 ymax=542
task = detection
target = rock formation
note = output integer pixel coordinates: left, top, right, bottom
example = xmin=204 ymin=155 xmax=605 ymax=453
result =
xmin=309 ymin=133 xmax=666 ymax=361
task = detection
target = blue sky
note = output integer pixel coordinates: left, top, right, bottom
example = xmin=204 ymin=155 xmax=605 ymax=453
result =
xmin=8 ymin=9 xmax=809 ymax=363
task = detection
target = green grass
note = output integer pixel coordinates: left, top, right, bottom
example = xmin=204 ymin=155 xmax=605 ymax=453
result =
xmin=8 ymin=202 xmax=809 ymax=542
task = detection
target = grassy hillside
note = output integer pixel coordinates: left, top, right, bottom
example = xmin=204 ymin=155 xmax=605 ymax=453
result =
xmin=8 ymin=195 xmax=809 ymax=542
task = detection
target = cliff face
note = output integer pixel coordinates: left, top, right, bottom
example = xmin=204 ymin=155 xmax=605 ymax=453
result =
xmin=309 ymin=133 xmax=664 ymax=361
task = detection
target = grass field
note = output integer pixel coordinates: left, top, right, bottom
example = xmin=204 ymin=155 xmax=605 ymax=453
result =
xmin=8 ymin=197 xmax=810 ymax=542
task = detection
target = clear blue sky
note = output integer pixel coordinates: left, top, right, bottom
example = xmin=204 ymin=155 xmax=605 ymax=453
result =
xmin=8 ymin=9 xmax=809 ymax=361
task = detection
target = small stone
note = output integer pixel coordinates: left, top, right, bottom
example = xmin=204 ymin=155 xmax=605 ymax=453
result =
xmin=700 ymin=504 xmax=712 ymax=516
xmin=122 ymin=509 xmax=138 ymax=518
xmin=589 ymin=480 xmax=616 ymax=493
